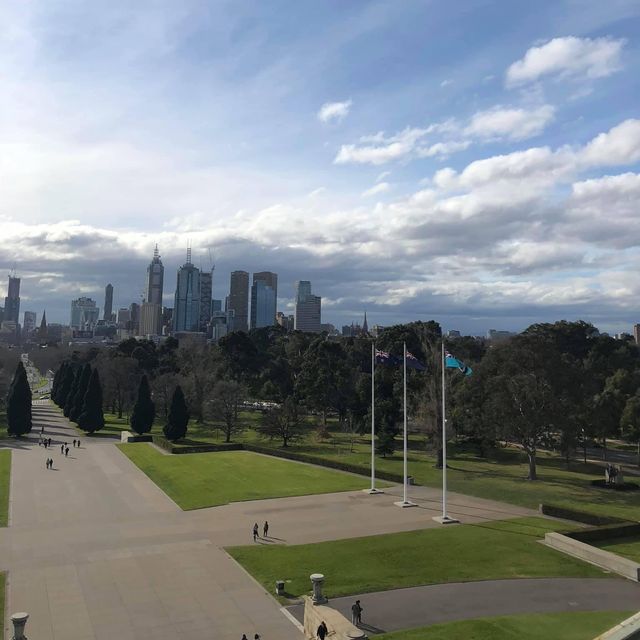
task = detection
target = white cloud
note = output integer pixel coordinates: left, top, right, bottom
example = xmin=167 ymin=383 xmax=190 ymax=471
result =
xmin=362 ymin=182 xmax=391 ymax=197
xmin=464 ymin=105 xmax=555 ymax=141
xmin=506 ymin=36 xmax=625 ymax=86
xmin=334 ymin=127 xmax=428 ymax=165
xmin=580 ymin=119 xmax=640 ymax=167
xmin=317 ymin=99 xmax=352 ymax=123
xmin=417 ymin=140 xmax=471 ymax=158
xmin=376 ymin=170 xmax=391 ymax=183
xmin=440 ymin=79 xmax=453 ymax=87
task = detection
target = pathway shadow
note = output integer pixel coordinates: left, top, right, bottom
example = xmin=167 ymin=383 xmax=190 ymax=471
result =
xmin=358 ymin=622 xmax=387 ymax=634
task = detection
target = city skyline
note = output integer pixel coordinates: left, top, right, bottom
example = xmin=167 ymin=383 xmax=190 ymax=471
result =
xmin=0 ymin=2 xmax=639 ymax=335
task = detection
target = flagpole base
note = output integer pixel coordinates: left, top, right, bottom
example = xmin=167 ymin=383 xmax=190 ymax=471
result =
xmin=394 ymin=500 xmax=417 ymax=508
xmin=432 ymin=515 xmax=459 ymax=524
xmin=363 ymin=488 xmax=384 ymax=495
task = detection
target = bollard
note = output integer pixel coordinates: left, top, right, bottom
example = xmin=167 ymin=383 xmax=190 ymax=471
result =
xmin=310 ymin=573 xmax=327 ymax=604
xmin=276 ymin=580 xmax=285 ymax=596
xmin=11 ymin=612 xmax=29 ymax=640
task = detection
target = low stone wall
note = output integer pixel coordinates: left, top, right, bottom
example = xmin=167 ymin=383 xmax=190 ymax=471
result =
xmin=539 ymin=504 xmax=629 ymax=526
xmin=302 ymin=596 xmax=366 ymax=640
xmin=120 ymin=431 xmax=153 ymax=444
xmin=593 ymin=611 xmax=640 ymax=639
xmin=570 ymin=523 xmax=640 ymax=544
xmin=544 ymin=532 xmax=640 ymax=581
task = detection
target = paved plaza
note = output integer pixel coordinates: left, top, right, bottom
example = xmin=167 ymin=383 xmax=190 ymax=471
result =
xmin=1 ymin=404 xmax=633 ymax=639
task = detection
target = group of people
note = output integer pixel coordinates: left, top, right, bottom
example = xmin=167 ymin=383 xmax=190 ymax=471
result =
xmin=252 ymin=521 xmax=269 ymax=542
xmin=41 ymin=430 xmax=81 ymax=468
xmin=240 ymin=634 xmax=261 ymax=639
xmin=605 ymin=463 xmax=621 ymax=484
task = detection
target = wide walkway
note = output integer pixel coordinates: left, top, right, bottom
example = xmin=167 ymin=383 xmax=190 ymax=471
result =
xmin=1 ymin=403 xmax=624 ymax=640
xmin=287 ymin=578 xmax=640 ymax=634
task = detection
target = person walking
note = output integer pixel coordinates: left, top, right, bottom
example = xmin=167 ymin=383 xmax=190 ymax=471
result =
xmin=241 ymin=635 xmax=248 ymax=640
xmin=263 ymin=521 xmax=269 ymax=537
xmin=254 ymin=635 xmax=261 ymax=640
xmin=48 ymin=437 xmax=52 ymax=447
xmin=65 ymin=446 xmax=69 ymax=457
xmin=73 ymin=439 xmax=76 ymax=448
xmin=356 ymin=600 xmax=363 ymax=625
xmin=317 ymin=621 xmax=328 ymax=639
xmin=351 ymin=600 xmax=363 ymax=625
xmin=77 ymin=439 xmax=81 ymax=448
xmin=60 ymin=443 xmax=64 ymax=454
xmin=252 ymin=523 xmax=259 ymax=542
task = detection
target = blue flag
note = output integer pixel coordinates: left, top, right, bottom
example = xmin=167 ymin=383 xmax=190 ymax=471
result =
xmin=406 ymin=351 xmax=427 ymax=371
xmin=375 ymin=349 xmax=400 ymax=365
xmin=445 ymin=351 xmax=472 ymax=376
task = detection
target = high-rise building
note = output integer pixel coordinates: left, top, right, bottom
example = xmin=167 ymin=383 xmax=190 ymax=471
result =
xmin=228 ymin=271 xmax=249 ymax=333
xmin=23 ymin=311 xmax=36 ymax=334
xmin=129 ymin=302 xmax=140 ymax=333
xmin=117 ymin=308 xmax=130 ymax=326
xmin=103 ymin=284 xmax=114 ymax=321
xmin=173 ymin=248 xmax=201 ymax=332
xmin=294 ymin=280 xmax=321 ymax=333
xmin=4 ymin=274 xmax=20 ymax=323
xmin=139 ymin=302 xmax=162 ymax=336
xmin=70 ymin=297 xmax=99 ymax=329
xmin=212 ymin=299 xmax=222 ymax=313
xmin=250 ymin=272 xmax=277 ymax=329
xmin=634 ymin=324 xmax=640 ymax=345
xmin=276 ymin=312 xmax=294 ymax=331
xmin=146 ymin=245 xmax=164 ymax=306
xmin=199 ymin=270 xmax=212 ymax=331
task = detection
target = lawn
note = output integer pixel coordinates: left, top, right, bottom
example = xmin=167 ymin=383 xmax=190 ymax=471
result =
xmin=376 ymin=611 xmax=633 ymax=640
xmin=597 ymin=536 xmax=640 ymax=563
xmin=228 ymin=517 xmax=606 ymax=599
xmin=0 ymin=450 xmax=10 ymax=527
xmin=117 ymin=443 xmax=376 ymax=509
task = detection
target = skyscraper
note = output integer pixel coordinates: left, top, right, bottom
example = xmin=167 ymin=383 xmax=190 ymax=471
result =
xmin=140 ymin=302 xmax=162 ymax=336
xmin=147 ymin=245 xmax=164 ymax=306
xmin=70 ymin=297 xmax=99 ymax=329
xmin=4 ymin=274 xmax=20 ymax=323
xmin=104 ymin=284 xmax=114 ymax=321
xmin=173 ymin=248 xmax=201 ymax=332
xmin=294 ymin=280 xmax=321 ymax=333
xmin=23 ymin=311 xmax=36 ymax=334
xmin=250 ymin=272 xmax=277 ymax=329
xmin=199 ymin=269 xmax=212 ymax=331
xmin=228 ymin=271 xmax=249 ymax=333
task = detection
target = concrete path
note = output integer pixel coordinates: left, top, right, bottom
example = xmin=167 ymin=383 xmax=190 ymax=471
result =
xmin=0 ymin=403 xmax=572 ymax=640
xmin=287 ymin=578 xmax=640 ymax=634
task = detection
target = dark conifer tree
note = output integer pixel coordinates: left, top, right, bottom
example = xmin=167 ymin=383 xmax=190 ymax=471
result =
xmin=64 ymin=367 xmax=81 ymax=416
xmin=58 ymin=365 xmax=76 ymax=410
xmin=7 ymin=362 xmax=32 ymax=436
xmin=163 ymin=385 xmax=189 ymax=441
xmin=69 ymin=363 xmax=91 ymax=422
xmin=130 ymin=375 xmax=155 ymax=435
xmin=51 ymin=363 xmax=63 ymax=404
xmin=78 ymin=368 xmax=105 ymax=433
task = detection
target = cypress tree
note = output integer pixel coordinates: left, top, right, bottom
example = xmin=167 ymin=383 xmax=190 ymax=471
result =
xmin=78 ymin=368 xmax=105 ymax=433
xmin=64 ymin=367 xmax=81 ymax=416
xmin=69 ymin=363 xmax=91 ymax=423
xmin=51 ymin=362 xmax=65 ymax=404
xmin=163 ymin=385 xmax=189 ymax=441
xmin=58 ymin=365 xmax=76 ymax=410
xmin=7 ymin=362 xmax=32 ymax=436
xmin=130 ymin=375 xmax=155 ymax=435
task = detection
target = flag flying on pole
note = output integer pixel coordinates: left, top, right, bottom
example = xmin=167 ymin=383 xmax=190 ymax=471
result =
xmin=444 ymin=351 xmax=472 ymax=376
xmin=375 ymin=349 xmax=400 ymax=365
xmin=405 ymin=351 xmax=427 ymax=371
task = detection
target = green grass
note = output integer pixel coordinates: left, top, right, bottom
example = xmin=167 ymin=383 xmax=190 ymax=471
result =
xmin=0 ymin=450 xmax=10 ymax=527
xmin=597 ymin=536 xmax=640 ymax=563
xmin=376 ymin=611 xmax=633 ymax=640
xmin=117 ymin=443 xmax=376 ymax=509
xmin=228 ymin=517 xmax=606 ymax=599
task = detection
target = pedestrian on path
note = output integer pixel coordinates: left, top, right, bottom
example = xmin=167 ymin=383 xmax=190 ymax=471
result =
xmin=73 ymin=439 xmax=76 ymax=448
xmin=351 ymin=600 xmax=362 ymax=626
xmin=252 ymin=523 xmax=259 ymax=542
xmin=65 ymin=446 xmax=69 ymax=457
xmin=254 ymin=634 xmax=261 ymax=640
xmin=60 ymin=444 xmax=64 ymax=454
xmin=241 ymin=635 xmax=248 ymax=640
xmin=317 ymin=621 xmax=328 ymax=639
xmin=77 ymin=439 xmax=81 ymax=448
xmin=263 ymin=521 xmax=269 ymax=537
xmin=48 ymin=437 xmax=51 ymax=447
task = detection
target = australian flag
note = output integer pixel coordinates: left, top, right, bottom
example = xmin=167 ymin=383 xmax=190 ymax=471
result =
xmin=375 ymin=349 xmax=399 ymax=365
xmin=445 ymin=351 xmax=472 ymax=376
xmin=405 ymin=351 xmax=427 ymax=371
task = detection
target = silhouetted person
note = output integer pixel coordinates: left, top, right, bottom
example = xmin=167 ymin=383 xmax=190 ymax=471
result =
xmin=48 ymin=437 xmax=51 ymax=447
xmin=73 ymin=439 xmax=76 ymax=448
xmin=317 ymin=621 xmax=328 ymax=639
xmin=60 ymin=444 xmax=64 ymax=454
xmin=65 ymin=446 xmax=69 ymax=457
xmin=253 ymin=523 xmax=259 ymax=542
xmin=263 ymin=521 xmax=269 ymax=537
xmin=77 ymin=439 xmax=81 ymax=448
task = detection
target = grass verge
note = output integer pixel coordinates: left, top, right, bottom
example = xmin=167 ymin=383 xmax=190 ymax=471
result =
xmin=228 ymin=517 xmax=606 ymax=599
xmin=597 ymin=536 xmax=640 ymax=563
xmin=376 ymin=611 xmax=634 ymax=640
xmin=0 ymin=450 xmax=10 ymax=527
xmin=117 ymin=443 xmax=378 ymax=509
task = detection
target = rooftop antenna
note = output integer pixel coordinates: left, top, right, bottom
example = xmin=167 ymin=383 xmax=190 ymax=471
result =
xmin=153 ymin=243 xmax=160 ymax=260
xmin=186 ymin=243 xmax=192 ymax=265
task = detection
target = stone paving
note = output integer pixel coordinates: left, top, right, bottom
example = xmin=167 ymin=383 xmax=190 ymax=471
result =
xmin=0 ymin=403 xmax=573 ymax=640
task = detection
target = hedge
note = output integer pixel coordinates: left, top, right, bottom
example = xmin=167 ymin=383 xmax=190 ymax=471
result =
xmin=539 ymin=504 xmax=629 ymax=526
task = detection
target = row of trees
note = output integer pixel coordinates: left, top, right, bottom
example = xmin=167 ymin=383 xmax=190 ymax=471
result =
xmin=48 ymin=320 xmax=640 ymax=476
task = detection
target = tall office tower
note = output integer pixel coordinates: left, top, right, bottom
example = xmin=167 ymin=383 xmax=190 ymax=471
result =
xmin=294 ymin=280 xmax=321 ymax=333
xmin=23 ymin=311 xmax=36 ymax=334
xmin=4 ymin=274 xmax=21 ymax=323
xmin=117 ymin=308 xmax=130 ymax=326
xmin=146 ymin=244 xmax=164 ymax=305
xmin=129 ymin=302 xmax=140 ymax=333
xmin=172 ymin=248 xmax=201 ymax=332
xmin=199 ymin=270 xmax=212 ymax=331
xmin=228 ymin=271 xmax=249 ymax=333
xmin=212 ymin=299 xmax=222 ymax=313
xmin=139 ymin=302 xmax=162 ymax=336
xmin=103 ymin=284 xmax=114 ymax=321
xmin=250 ymin=272 xmax=277 ymax=329
xmin=634 ymin=324 xmax=640 ymax=345
xmin=70 ymin=297 xmax=100 ymax=329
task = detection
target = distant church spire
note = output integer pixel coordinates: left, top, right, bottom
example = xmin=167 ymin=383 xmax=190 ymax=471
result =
xmin=363 ymin=311 xmax=368 ymax=334
xmin=38 ymin=310 xmax=48 ymax=339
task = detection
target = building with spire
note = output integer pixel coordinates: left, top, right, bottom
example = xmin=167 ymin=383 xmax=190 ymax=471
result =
xmin=37 ymin=310 xmax=48 ymax=340
xmin=362 ymin=311 xmax=369 ymax=334
xmin=172 ymin=247 xmax=201 ymax=333
xmin=147 ymin=245 xmax=164 ymax=306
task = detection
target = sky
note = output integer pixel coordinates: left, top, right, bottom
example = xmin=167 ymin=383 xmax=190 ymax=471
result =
xmin=1 ymin=0 xmax=640 ymax=335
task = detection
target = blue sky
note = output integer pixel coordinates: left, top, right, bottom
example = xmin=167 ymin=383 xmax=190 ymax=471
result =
xmin=1 ymin=0 xmax=640 ymax=334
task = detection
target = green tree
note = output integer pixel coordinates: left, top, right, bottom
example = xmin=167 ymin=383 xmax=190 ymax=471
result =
xmin=258 ymin=398 xmax=305 ymax=447
xmin=621 ymin=392 xmax=640 ymax=467
xmin=163 ymin=385 xmax=189 ymax=441
xmin=78 ymin=368 xmax=105 ymax=433
xmin=208 ymin=379 xmax=246 ymax=442
xmin=130 ymin=375 xmax=155 ymax=435
xmin=63 ymin=367 xmax=82 ymax=417
xmin=69 ymin=363 xmax=91 ymax=423
xmin=7 ymin=362 xmax=32 ymax=436
xmin=56 ymin=365 xmax=76 ymax=409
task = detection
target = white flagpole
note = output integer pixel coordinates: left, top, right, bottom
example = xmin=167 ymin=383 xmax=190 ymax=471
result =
xmin=395 ymin=342 xmax=415 ymax=507
xmin=434 ymin=341 xmax=458 ymax=524
xmin=365 ymin=342 xmax=383 ymax=494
